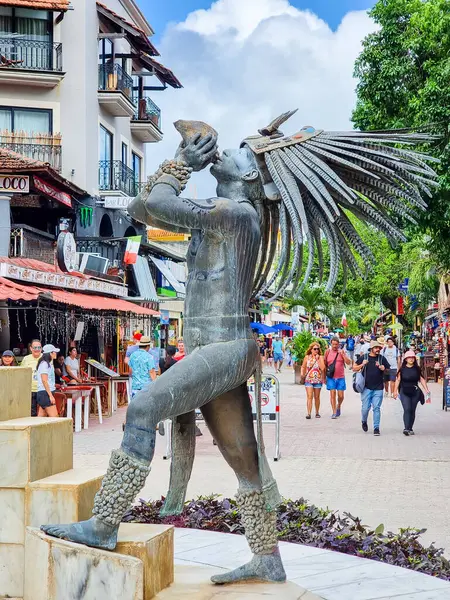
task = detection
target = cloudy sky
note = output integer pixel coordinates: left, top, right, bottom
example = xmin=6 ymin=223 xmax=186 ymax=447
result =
xmin=140 ymin=0 xmax=377 ymax=196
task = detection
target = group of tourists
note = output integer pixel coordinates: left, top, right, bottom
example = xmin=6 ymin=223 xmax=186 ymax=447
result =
xmin=300 ymin=334 xmax=431 ymax=436
xmin=257 ymin=335 xmax=293 ymax=372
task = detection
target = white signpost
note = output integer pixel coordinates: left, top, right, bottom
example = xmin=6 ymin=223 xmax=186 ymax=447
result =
xmin=163 ymin=374 xmax=281 ymax=461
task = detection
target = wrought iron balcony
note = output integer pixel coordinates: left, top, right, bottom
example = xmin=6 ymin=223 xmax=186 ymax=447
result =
xmin=0 ymin=131 xmax=62 ymax=171
xmin=133 ymin=97 xmax=161 ymax=128
xmin=98 ymin=63 xmax=134 ymax=100
xmin=0 ymin=37 xmax=62 ymax=71
xmin=99 ymin=160 xmax=138 ymax=197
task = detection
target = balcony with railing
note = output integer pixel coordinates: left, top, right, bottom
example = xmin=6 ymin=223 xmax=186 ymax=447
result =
xmin=98 ymin=63 xmax=136 ymax=118
xmin=99 ymin=160 xmax=138 ymax=197
xmin=0 ymin=131 xmax=62 ymax=171
xmin=131 ymin=96 xmax=163 ymax=143
xmin=0 ymin=37 xmax=63 ymax=87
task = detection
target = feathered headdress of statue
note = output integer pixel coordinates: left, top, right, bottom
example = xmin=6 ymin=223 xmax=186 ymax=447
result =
xmin=242 ymin=111 xmax=439 ymax=301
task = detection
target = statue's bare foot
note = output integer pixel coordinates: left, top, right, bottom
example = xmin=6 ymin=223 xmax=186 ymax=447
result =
xmin=41 ymin=517 xmax=118 ymax=551
xmin=211 ymin=549 xmax=286 ymax=584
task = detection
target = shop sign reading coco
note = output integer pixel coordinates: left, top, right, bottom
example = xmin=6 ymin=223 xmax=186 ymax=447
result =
xmin=0 ymin=174 xmax=29 ymax=193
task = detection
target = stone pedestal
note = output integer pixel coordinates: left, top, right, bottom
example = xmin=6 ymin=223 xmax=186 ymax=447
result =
xmin=0 ymin=366 xmax=32 ymax=421
xmin=26 ymin=468 xmax=104 ymax=527
xmin=0 ymin=417 xmax=73 ymax=488
xmin=116 ymin=524 xmax=174 ymax=599
xmin=25 ymin=528 xmax=144 ymax=600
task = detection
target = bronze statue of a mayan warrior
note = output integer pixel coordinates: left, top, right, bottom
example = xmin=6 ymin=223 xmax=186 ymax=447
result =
xmin=42 ymin=112 xmax=438 ymax=585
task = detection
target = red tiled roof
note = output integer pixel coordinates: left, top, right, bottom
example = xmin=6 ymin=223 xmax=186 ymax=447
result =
xmin=0 ymin=1 xmax=69 ymax=10
xmin=97 ymin=2 xmax=159 ymax=56
xmin=0 ymin=257 xmax=88 ymax=279
xmin=0 ymin=148 xmax=87 ymax=197
xmin=0 ymin=277 xmax=159 ymax=316
xmin=141 ymin=55 xmax=182 ymax=89
xmin=0 ymin=277 xmax=39 ymax=301
xmin=0 ymin=148 xmax=50 ymax=170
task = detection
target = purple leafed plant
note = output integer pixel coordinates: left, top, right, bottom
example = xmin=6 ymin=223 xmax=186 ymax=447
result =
xmin=123 ymin=495 xmax=450 ymax=581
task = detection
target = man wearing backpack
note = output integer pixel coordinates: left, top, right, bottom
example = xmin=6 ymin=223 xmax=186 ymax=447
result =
xmin=354 ymin=340 xmax=390 ymax=436
xmin=345 ymin=335 xmax=356 ymax=365
xmin=325 ymin=336 xmax=351 ymax=419
xmin=381 ymin=337 xmax=401 ymax=399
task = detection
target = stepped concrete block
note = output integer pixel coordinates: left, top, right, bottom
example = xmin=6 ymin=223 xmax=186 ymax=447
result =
xmin=0 ymin=366 xmax=32 ymax=422
xmin=0 ymin=418 xmax=72 ymax=488
xmin=0 ymin=543 xmax=24 ymax=598
xmin=24 ymin=528 xmax=144 ymax=600
xmin=116 ymin=524 xmax=174 ymax=599
xmin=0 ymin=488 xmax=25 ymax=544
xmin=26 ymin=468 xmax=104 ymax=528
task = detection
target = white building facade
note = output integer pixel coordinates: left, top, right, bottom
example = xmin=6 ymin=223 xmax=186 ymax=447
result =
xmin=0 ymin=0 xmax=181 ymax=199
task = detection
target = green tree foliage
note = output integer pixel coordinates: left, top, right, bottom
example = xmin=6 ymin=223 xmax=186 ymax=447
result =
xmin=291 ymin=331 xmax=327 ymax=363
xmin=286 ymin=287 xmax=331 ymax=323
xmin=352 ymin=0 xmax=450 ymax=268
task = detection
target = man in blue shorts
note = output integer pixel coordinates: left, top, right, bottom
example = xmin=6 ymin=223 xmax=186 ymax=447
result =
xmin=324 ymin=336 xmax=351 ymax=418
xmin=272 ymin=335 xmax=284 ymax=373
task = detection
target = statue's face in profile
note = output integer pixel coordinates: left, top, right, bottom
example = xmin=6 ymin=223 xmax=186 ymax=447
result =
xmin=210 ymin=147 xmax=256 ymax=183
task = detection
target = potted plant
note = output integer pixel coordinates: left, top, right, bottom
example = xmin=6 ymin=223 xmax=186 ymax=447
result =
xmin=292 ymin=331 xmax=327 ymax=384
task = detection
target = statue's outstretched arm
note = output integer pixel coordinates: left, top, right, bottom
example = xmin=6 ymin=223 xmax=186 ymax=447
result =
xmin=128 ymin=190 xmax=190 ymax=234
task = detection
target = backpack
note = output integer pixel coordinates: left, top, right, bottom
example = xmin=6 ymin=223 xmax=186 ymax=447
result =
xmin=353 ymin=353 xmax=368 ymax=393
xmin=346 ymin=338 xmax=355 ymax=351
xmin=325 ymin=350 xmax=339 ymax=378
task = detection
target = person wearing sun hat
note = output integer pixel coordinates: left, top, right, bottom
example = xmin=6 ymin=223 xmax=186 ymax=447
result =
xmin=128 ymin=336 xmax=156 ymax=399
xmin=393 ymin=350 xmax=430 ymax=436
xmin=354 ymin=339 xmax=390 ymax=435
xmin=36 ymin=344 xmax=60 ymax=417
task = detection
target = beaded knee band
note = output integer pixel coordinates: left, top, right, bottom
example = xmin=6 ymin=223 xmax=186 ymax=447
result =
xmin=92 ymin=449 xmax=150 ymax=527
xmin=236 ymin=489 xmax=278 ymax=555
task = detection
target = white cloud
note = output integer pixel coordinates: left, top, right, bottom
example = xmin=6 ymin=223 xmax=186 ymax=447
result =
xmin=146 ymin=0 xmax=377 ymax=197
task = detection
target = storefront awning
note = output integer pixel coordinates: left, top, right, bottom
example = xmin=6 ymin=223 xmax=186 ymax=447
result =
xmin=150 ymin=256 xmax=185 ymax=296
xmin=270 ymin=311 xmax=292 ymax=323
xmin=0 ymin=277 xmax=159 ymax=316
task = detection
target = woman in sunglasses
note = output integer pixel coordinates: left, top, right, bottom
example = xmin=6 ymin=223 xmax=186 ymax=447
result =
xmin=21 ymin=339 xmax=42 ymax=417
xmin=301 ymin=342 xmax=326 ymax=419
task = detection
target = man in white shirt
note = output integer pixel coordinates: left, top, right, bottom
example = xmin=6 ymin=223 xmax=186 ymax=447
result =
xmin=358 ymin=335 xmax=371 ymax=357
xmin=381 ymin=337 xmax=401 ymax=398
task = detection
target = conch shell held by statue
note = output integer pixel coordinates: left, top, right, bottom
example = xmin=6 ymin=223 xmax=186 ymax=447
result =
xmin=174 ymin=120 xmax=218 ymax=145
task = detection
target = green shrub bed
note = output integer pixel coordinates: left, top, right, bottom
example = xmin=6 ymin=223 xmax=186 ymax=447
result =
xmin=123 ymin=495 xmax=450 ymax=580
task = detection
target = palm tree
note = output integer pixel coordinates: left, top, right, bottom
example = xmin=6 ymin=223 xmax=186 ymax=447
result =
xmin=286 ymin=287 xmax=330 ymax=324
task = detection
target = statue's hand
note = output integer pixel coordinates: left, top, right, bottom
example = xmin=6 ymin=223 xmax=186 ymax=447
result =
xmin=176 ymin=133 xmax=218 ymax=172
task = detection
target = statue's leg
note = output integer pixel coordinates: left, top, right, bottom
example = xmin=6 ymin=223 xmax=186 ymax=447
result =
xmin=201 ymin=384 xmax=286 ymax=585
xmin=160 ymin=410 xmax=196 ymax=516
xmin=41 ymin=340 xmax=258 ymax=550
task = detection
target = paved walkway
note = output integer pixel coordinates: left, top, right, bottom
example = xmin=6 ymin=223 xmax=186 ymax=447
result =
xmin=164 ymin=528 xmax=450 ymax=599
xmin=74 ymin=366 xmax=450 ymax=553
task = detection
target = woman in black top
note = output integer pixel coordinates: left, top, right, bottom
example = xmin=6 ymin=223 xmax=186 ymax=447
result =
xmin=393 ymin=350 xmax=430 ymax=436
xmin=159 ymin=346 xmax=177 ymax=375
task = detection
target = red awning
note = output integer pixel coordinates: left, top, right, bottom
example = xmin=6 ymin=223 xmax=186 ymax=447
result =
xmin=0 ymin=278 xmax=159 ymax=316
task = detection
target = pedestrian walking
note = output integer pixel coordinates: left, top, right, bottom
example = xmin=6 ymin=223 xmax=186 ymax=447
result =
xmin=324 ymin=336 xmax=351 ymax=419
xmin=345 ymin=335 xmax=356 ymax=365
xmin=159 ymin=345 xmax=177 ymax=375
xmin=381 ymin=337 xmax=401 ymax=398
xmin=301 ymin=342 xmax=325 ymax=419
xmin=36 ymin=344 xmax=60 ymax=417
xmin=393 ymin=350 xmax=430 ymax=436
xmin=21 ymin=339 xmax=42 ymax=416
xmin=128 ymin=336 xmax=156 ymax=398
xmin=272 ymin=335 xmax=284 ymax=372
xmin=354 ymin=340 xmax=390 ymax=436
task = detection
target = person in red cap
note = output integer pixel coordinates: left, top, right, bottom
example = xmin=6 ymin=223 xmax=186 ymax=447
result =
xmin=393 ymin=350 xmax=430 ymax=436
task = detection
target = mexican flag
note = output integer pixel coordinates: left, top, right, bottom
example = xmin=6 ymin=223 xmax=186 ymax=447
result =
xmin=124 ymin=235 xmax=142 ymax=264
xmin=341 ymin=313 xmax=348 ymax=328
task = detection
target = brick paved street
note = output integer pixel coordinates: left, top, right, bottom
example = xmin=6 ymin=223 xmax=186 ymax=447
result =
xmin=74 ymin=366 xmax=450 ymax=553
